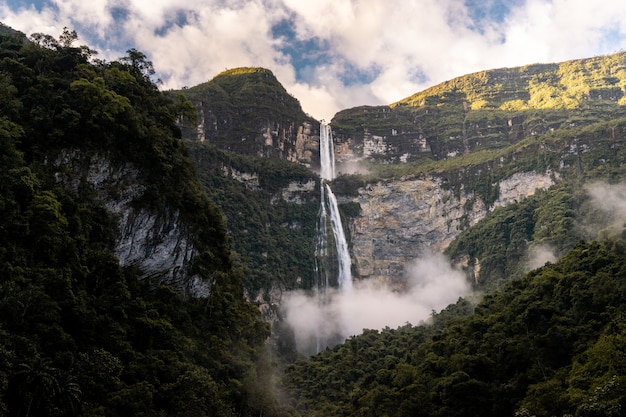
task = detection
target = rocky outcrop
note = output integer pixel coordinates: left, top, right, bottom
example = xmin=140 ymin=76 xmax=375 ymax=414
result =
xmin=494 ymin=171 xmax=557 ymax=208
xmin=270 ymin=180 xmax=316 ymax=205
xmin=177 ymin=68 xmax=322 ymax=167
xmin=53 ymin=151 xmax=209 ymax=296
xmin=344 ymin=170 xmax=554 ymax=283
xmin=290 ymin=121 xmax=320 ymax=165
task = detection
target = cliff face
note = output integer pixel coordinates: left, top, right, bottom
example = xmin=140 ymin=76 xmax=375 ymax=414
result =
xmin=344 ymin=170 xmax=554 ymax=283
xmin=54 ymin=151 xmax=209 ymax=296
xmin=177 ymin=68 xmax=321 ymax=166
xmin=331 ymin=53 xmax=626 ymax=164
xmin=172 ymin=53 xmax=626 ymax=298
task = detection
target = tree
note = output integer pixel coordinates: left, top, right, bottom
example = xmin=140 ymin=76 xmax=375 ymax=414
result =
xmin=58 ymin=27 xmax=77 ymax=48
xmin=120 ymin=48 xmax=155 ymax=78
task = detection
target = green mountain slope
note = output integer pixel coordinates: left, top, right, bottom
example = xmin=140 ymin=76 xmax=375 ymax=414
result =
xmin=279 ymin=54 xmax=626 ymax=416
xmin=4 ymin=21 xmax=626 ymax=417
xmin=176 ymin=67 xmax=318 ymax=162
xmin=328 ymin=54 xmax=626 ymax=294
xmin=187 ymin=141 xmax=320 ymax=299
xmin=283 ymin=238 xmax=626 ymax=416
xmin=331 ymin=52 xmax=626 ymax=163
xmin=0 ymin=26 xmax=284 ymax=417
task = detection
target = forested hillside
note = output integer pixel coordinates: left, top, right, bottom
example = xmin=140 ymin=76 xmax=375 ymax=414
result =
xmin=187 ymin=141 xmax=320 ymax=299
xmin=330 ymin=52 xmax=626 ymax=293
xmin=3 ymin=21 xmax=626 ymax=417
xmin=283 ymin=238 xmax=626 ymax=416
xmin=0 ymin=24 xmax=284 ymax=417
xmin=332 ymin=52 xmax=626 ymax=163
xmin=177 ymin=67 xmax=318 ymax=163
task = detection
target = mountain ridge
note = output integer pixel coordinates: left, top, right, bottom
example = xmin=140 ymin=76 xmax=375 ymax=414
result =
xmin=179 ymin=53 xmax=626 ymax=299
xmin=3 ymin=22 xmax=626 ymax=417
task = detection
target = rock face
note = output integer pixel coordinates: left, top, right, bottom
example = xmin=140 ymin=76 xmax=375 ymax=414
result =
xmin=177 ymin=68 xmax=322 ymax=167
xmin=54 ymin=151 xmax=209 ymax=297
xmin=344 ymin=171 xmax=554 ymax=283
xmin=190 ymin=115 xmax=319 ymax=166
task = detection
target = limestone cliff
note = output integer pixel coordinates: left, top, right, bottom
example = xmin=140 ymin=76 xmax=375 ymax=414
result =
xmin=176 ymin=68 xmax=321 ymax=166
xmin=173 ymin=53 xmax=626 ymax=299
xmin=331 ymin=53 xmax=626 ymax=164
xmin=343 ymin=170 xmax=554 ymax=284
xmin=53 ymin=151 xmax=209 ymax=296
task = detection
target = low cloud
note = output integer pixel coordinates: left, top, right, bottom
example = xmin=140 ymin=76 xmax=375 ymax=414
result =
xmin=526 ymin=244 xmax=557 ymax=270
xmin=282 ymin=252 xmax=471 ymax=355
xmin=586 ymin=181 xmax=626 ymax=237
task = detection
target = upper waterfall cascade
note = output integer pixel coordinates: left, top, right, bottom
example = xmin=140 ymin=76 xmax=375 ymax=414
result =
xmin=319 ymin=123 xmax=336 ymax=181
xmin=317 ymin=122 xmax=352 ymax=292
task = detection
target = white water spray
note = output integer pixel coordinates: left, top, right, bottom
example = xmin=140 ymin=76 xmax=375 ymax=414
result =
xmin=283 ymin=123 xmax=472 ymax=355
xmin=317 ymin=122 xmax=352 ymax=292
xmin=319 ymin=123 xmax=335 ymax=181
xmin=325 ymin=184 xmax=353 ymax=292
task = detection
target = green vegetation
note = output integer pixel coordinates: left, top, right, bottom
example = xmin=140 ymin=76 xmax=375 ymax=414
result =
xmin=446 ymin=183 xmax=580 ymax=290
xmin=279 ymin=53 xmax=626 ymax=417
xmin=0 ymin=27 xmax=286 ymax=416
xmin=331 ymin=52 xmax=626 ymax=169
xmin=4 ymin=20 xmax=626 ymax=417
xmin=397 ymin=54 xmax=626 ymax=110
xmin=283 ymin=238 xmax=626 ymax=416
xmin=187 ymin=141 xmax=320 ymax=297
xmin=174 ymin=67 xmax=317 ymax=158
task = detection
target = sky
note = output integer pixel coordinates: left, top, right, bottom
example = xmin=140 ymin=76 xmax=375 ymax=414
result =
xmin=2 ymin=0 xmax=626 ymax=121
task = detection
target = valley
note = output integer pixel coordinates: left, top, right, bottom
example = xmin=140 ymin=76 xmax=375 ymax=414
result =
xmin=1 ymin=23 xmax=626 ymax=416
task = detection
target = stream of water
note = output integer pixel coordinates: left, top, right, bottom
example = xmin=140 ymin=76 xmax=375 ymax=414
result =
xmin=317 ymin=122 xmax=352 ymax=292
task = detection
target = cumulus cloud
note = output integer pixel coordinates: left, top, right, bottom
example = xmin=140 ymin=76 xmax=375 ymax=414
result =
xmin=3 ymin=1 xmax=626 ymax=120
xmin=282 ymin=252 xmax=471 ymax=355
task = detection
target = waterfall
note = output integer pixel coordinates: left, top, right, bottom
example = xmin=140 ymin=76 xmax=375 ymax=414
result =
xmin=319 ymin=123 xmax=335 ymax=181
xmin=325 ymin=183 xmax=353 ymax=292
xmin=314 ymin=184 xmax=329 ymax=291
xmin=317 ymin=122 xmax=352 ymax=292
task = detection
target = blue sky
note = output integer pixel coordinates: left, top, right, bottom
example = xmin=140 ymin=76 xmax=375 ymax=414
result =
xmin=2 ymin=0 xmax=626 ymax=120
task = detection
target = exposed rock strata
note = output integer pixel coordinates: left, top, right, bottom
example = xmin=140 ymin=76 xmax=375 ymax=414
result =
xmin=53 ymin=151 xmax=208 ymax=296
xmin=346 ymin=171 xmax=554 ymax=283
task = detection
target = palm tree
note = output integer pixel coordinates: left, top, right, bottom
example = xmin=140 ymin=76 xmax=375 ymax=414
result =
xmin=14 ymin=356 xmax=59 ymax=417
xmin=55 ymin=371 xmax=82 ymax=416
xmin=14 ymin=356 xmax=82 ymax=416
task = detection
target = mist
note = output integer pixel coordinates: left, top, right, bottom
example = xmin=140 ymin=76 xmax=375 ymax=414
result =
xmin=586 ymin=181 xmax=626 ymax=236
xmin=526 ymin=244 xmax=558 ymax=270
xmin=336 ymin=160 xmax=370 ymax=176
xmin=282 ymin=252 xmax=471 ymax=354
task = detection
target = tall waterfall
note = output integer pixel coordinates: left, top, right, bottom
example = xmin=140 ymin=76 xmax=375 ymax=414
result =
xmin=316 ymin=123 xmax=352 ymax=292
xmin=325 ymin=183 xmax=353 ymax=291
xmin=319 ymin=123 xmax=335 ymax=181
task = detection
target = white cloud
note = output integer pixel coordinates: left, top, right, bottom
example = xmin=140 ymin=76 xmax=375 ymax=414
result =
xmin=3 ymin=0 xmax=626 ymax=119
xmin=282 ymin=252 xmax=472 ymax=355
xmin=0 ymin=3 xmax=62 ymax=37
xmin=586 ymin=181 xmax=626 ymax=236
xmin=129 ymin=1 xmax=287 ymax=90
xmin=526 ymin=244 xmax=557 ymax=270
xmin=52 ymin=0 xmax=114 ymax=37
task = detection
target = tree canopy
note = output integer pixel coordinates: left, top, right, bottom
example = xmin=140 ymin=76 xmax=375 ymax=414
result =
xmin=0 ymin=26 xmax=285 ymax=417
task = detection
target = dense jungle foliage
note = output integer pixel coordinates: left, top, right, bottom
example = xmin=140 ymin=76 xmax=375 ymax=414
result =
xmin=283 ymin=238 xmax=626 ymax=417
xmin=187 ymin=141 xmax=320 ymax=298
xmin=5 ymin=20 xmax=626 ymax=417
xmin=0 ymin=24 xmax=286 ymax=417
xmin=176 ymin=67 xmax=317 ymax=158
xmin=282 ymin=54 xmax=626 ymax=416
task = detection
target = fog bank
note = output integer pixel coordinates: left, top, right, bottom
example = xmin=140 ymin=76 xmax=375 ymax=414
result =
xmin=282 ymin=252 xmax=471 ymax=354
